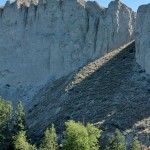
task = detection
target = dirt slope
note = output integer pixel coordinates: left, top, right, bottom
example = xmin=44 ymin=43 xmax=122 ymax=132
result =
xmin=26 ymin=41 xmax=150 ymax=149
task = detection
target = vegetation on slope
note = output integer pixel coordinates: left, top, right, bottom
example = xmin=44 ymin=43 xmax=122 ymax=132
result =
xmin=25 ymin=41 xmax=150 ymax=149
xmin=0 ymin=97 xmax=141 ymax=150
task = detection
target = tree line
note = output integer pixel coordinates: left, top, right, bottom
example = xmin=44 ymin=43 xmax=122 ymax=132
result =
xmin=0 ymin=97 xmax=141 ymax=150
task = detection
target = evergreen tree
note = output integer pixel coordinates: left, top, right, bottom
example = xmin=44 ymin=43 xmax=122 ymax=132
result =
xmin=0 ymin=97 xmax=13 ymax=149
xmin=39 ymin=124 xmax=58 ymax=150
xmin=130 ymin=138 xmax=141 ymax=150
xmin=106 ymin=129 xmax=126 ymax=150
xmin=14 ymin=130 xmax=37 ymax=150
xmin=0 ymin=97 xmax=13 ymax=125
xmin=14 ymin=101 xmax=26 ymax=133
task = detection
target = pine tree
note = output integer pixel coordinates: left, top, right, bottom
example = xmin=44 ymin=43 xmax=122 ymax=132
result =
xmin=0 ymin=97 xmax=13 ymax=124
xmin=14 ymin=101 xmax=26 ymax=133
xmin=130 ymin=138 xmax=141 ymax=150
xmin=106 ymin=129 xmax=126 ymax=150
xmin=14 ymin=130 xmax=37 ymax=150
xmin=0 ymin=97 xmax=13 ymax=149
xmin=39 ymin=124 xmax=58 ymax=150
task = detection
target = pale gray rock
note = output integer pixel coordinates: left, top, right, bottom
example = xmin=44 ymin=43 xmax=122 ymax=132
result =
xmin=0 ymin=0 xmax=135 ymax=104
xmin=106 ymin=0 xmax=136 ymax=51
xmin=136 ymin=4 xmax=150 ymax=74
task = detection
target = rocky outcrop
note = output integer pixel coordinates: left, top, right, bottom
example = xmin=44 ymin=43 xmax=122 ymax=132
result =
xmin=0 ymin=0 xmax=135 ymax=103
xmin=136 ymin=4 xmax=150 ymax=74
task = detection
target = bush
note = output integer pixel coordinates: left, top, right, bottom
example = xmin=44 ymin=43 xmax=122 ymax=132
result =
xmin=39 ymin=124 xmax=58 ymax=150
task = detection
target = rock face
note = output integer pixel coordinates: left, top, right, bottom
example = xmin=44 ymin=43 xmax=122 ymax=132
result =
xmin=136 ymin=4 xmax=150 ymax=74
xmin=0 ymin=0 xmax=135 ymax=103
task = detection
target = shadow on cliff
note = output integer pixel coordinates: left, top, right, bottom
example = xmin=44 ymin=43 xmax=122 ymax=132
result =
xmin=59 ymin=41 xmax=150 ymax=147
xmin=27 ymin=41 xmax=150 ymax=146
xmin=56 ymin=41 xmax=150 ymax=133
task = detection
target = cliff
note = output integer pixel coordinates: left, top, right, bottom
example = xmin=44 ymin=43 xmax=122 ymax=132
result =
xmin=0 ymin=0 xmax=135 ymax=103
xmin=136 ymin=4 xmax=150 ymax=74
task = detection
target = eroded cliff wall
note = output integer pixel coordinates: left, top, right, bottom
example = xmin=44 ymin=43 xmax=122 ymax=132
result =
xmin=0 ymin=0 xmax=135 ymax=102
xmin=136 ymin=4 xmax=150 ymax=74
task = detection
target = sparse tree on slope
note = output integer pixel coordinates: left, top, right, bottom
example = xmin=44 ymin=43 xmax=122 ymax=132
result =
xmin=14 ymin=130 xmax=37 ymax=150
xmin=0 ymin=97 xmax=13 ymax=148
xmin=130 ymin=138 xmax=141 ymax=150
xmin=14 ymin=101 xmax=26 ymax=133
xmin=106 ymin=129 xmax=126 ymax=150
xmin=39 ymin=124 xmax=58 ymax=150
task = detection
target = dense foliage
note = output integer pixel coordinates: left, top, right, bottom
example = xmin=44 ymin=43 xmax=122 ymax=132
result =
xmin=0 ymin=97 xmax=141 ymax=150
xmin=86 ymin=123 xmax=101 ymax=150
xmin=63 ymin=121 xmax=101 ymax=150
xmin=63 ymin=120 xmax=90 ymax=150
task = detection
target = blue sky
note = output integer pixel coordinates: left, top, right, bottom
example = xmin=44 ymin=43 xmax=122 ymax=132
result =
xmin=0 ymin=0 xmax=149 ymax=11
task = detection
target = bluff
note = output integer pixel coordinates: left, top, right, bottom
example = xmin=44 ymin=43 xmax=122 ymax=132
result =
xmin=136 ymin=4 xmax=150 ymax=74
xmin=0 ymin=0 xmax=135 ymax=103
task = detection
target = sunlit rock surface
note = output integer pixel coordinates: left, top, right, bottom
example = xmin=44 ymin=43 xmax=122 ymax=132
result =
xmin=136 ymin=4 xmax=150 ymax=74
xmin=0 ymin=0 xmax=135 ymax=104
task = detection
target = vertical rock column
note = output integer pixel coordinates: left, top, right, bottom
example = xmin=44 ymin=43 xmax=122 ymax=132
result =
xmin=136 ymin=4 xmax=150 ymax=74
